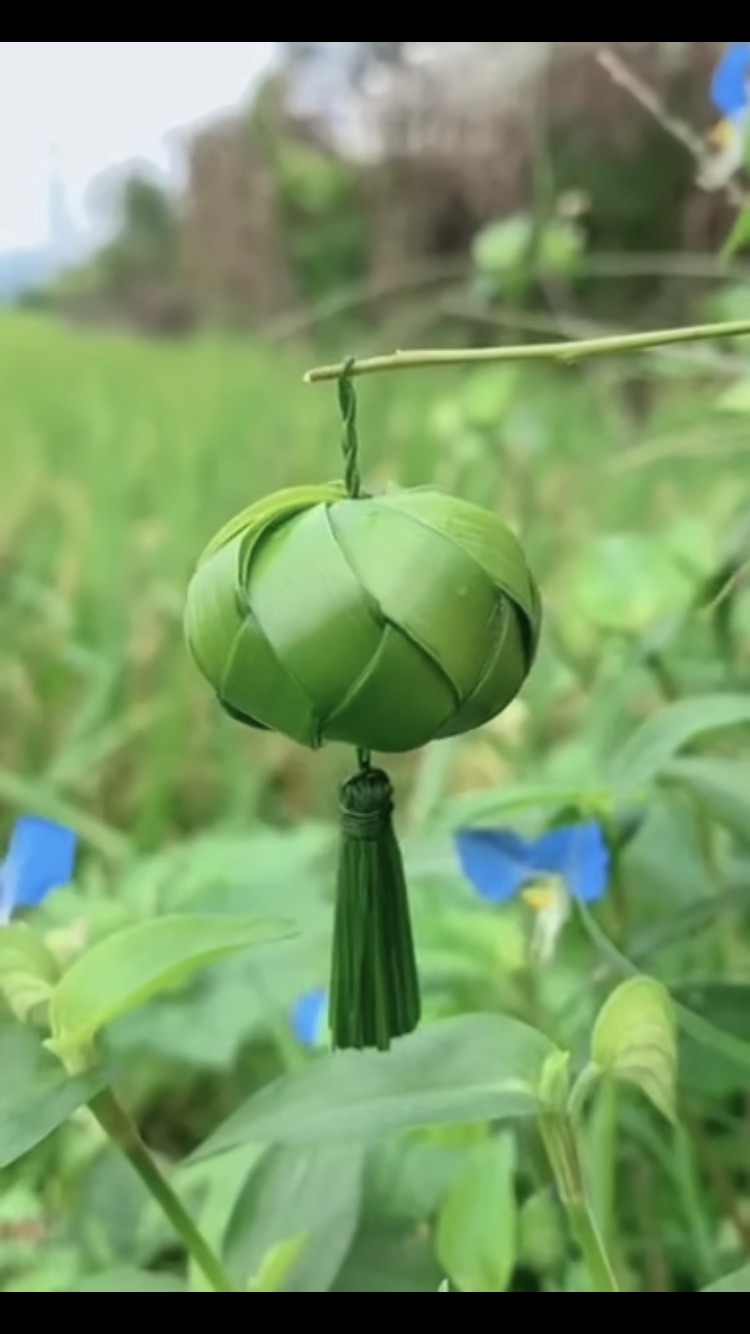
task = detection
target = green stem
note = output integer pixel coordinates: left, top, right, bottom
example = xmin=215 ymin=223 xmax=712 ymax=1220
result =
xmin=566 ymin=1198 xmax=620 ymax=1293
xmin=642 ymin=650 xmax=680 ymax=703
xmin=89 ymin=1088 xmax=234 ymax=1293
xmin=673 ymin=1127 xmax=716 ymax=1285
xmin=304 ymin=319 xmax=750 ymax=383
xmin=694 ymin=800 xmax=740 ymax=970
xmin=541 ymin=1113 xmax=620 ymax=1293
xmin=587 ymin=1081 xmax=620 ymax=1266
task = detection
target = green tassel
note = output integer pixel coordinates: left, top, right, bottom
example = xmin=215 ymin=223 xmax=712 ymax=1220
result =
xmin=330 ymin=764 xmax=421 ymax=1052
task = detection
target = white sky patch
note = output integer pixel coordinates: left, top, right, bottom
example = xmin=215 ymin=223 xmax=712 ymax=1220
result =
xmin=0 ymin=42 xmax=274 ymax=249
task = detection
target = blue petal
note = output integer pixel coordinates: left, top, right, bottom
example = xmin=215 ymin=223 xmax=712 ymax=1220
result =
xmin=0 ymin=864 xmax=14 ymax=925
xmin=455 ymin=830 xmax=535 ymax=903
xmin=292 ymin=990 xmax=328 ymax=1047
xmin=711 ymin=43 xmax=750 ymax=118
xmin=4 ymin=817 xmax=78 ymax=913
xmin=530 ymin=824 xmax=610 ymax=904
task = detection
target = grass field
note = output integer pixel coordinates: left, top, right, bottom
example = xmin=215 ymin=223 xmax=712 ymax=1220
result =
xmin=2 ymin=309 xmax=750 ymax=1292
xmin=1 ymin=313 xmax=744 ymax=843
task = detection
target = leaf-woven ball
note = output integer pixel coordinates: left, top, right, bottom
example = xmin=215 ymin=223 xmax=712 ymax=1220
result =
xmin=185 ymin=483 xmax=542 ymax=754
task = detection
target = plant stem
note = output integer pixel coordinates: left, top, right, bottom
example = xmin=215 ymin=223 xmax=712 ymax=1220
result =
xmin=89 ymin=1088 xmax=234 ymax=1293
xmin=643 ymin=650 xmax=680 ymax=703
xmin=541 ymin=1112 xmax=620 ymax=1293
xmin=587 ymin=1081 xmax=621 ymax=1269
xmin=693 ymin=799 xmax=741 ymax=971
xmin=566 ymin=1198 xmax=620 ymax=1293
xmin=304 ymin=319 xmax=750 ymax=383
xmin=673 ymin=1128 xmax=716 ymax=1286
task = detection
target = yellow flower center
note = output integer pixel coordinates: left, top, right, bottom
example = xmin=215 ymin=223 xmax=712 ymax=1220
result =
xmin=521 ymin=883 xmax=562 ymax=914
xmin=709 ymin=118 xmax=737 ymax=149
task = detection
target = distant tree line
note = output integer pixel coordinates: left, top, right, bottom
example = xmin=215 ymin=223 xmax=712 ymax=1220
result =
xmin=39 ymin=42 xmax=734 ymax=336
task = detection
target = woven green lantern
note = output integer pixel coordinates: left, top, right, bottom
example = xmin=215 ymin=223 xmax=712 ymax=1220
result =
xmin=184 ymin=370 xmax=542 ymax=1051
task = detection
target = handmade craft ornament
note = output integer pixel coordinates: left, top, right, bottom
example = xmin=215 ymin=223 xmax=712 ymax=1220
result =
xmin=184 ymin=367 xmax=542 ymax=1051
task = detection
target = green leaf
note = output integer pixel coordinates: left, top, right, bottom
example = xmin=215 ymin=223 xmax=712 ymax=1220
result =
xmin=77 ymin=1147 xmax=154 ymax=1265
xmin=590 ymin=977 xmax=677 ymax=1124
xmin=608 ymin=695 xmax=750 ymax=794
xmin=194 ymin=1016 xmax=559 ymax=1159
xmin=577 ymin=900 xmax=750 ymax=1075
xmin=248 ymin=1236 xmax=310 ymax=1292
xmin=436 ymin=1135 xmax=517 ymax=1293
xmin=70 ymin=1270 xmax=186 ymax=1293
xmin=675 ymin=983 xmax=750 ymax=1096
xmin=225 ymin=1143 xmax=364 ymax=1292
xmin=663 ymin=758 xmax=750 ymax=841
xmin=518 ymin=1190 xmax=567 ymax=1275
xmin=0 ymin=1024 xmax=105 ymax=1169
xmin=333 ymin=1222 xmax=443 ymax=1293
xmin=108 ymin=825 xmax=332 ymax=925
xmin=539 ymin=218 xmax=584 ymax=276
xmin=539 ymin=1050 xmax=572 ymax=1111
xmin=0 ymin=924 xmax=61 ymax=1025
xmin=184 ymin=1147 xmax=265 ymax=1292
xmin=48 ymin=914 xmax=296 ymax=1057
xmin=703 ymin=1266 xmax=750 ymax=1293
xmin=365 ymin=1133 xmax=484 ymax=1224
xmin=473 ymin=215 xmax=535 ymax=277
xmin=632 ymin=884 xmax=750 ymax=966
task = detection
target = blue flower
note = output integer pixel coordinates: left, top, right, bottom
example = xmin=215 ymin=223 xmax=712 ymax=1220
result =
xmin=0 ymin=817 xmax=78 ymax=926
xmin=456 ymin=822 xmax=610 ymax=962
xmin=711 ymin=43 xmax=750 ymax=120
xmin=292 ymin=989 xmax=328 ymax=1047
xmin=456 ymin=822 xmax=610 ymax=910
xmin=704 ymin=44 xmax=750 ymax=187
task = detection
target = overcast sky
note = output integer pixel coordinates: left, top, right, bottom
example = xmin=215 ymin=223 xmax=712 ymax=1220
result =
xmin=0 ymin=42 xmax=275 ymax=250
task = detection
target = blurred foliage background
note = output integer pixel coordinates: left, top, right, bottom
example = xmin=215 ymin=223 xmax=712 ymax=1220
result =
xmin=35 ymin=42 xmax=735 ymax=333
xmin=3 ymin=41 xmax=750 ymax=1294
